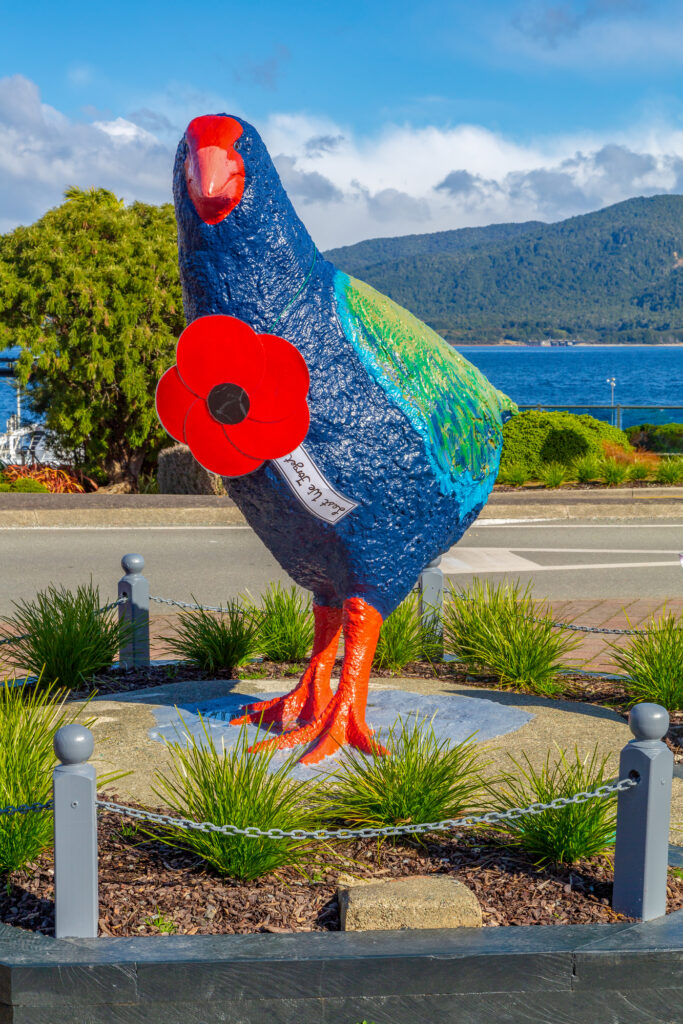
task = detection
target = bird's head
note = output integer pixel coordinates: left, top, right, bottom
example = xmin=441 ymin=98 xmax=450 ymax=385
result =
xmin=182 ymin=114 xmax=247 ymax=225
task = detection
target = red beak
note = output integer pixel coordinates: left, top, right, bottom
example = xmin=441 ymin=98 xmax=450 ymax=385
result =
xmin=185 ymin=115 xmax=245 ymax=225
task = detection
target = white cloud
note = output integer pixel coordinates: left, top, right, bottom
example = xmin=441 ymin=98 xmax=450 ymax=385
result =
xmin=2 ymin=74 xmax=683 ymax=248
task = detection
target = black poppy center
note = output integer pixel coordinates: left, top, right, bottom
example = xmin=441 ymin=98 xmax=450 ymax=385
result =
xmin=207 ymin=382 xmax=250 ymax=425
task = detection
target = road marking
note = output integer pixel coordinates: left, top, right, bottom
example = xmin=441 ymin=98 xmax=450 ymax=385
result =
xmin=0 ymin=525 xmax=252 ymax=531
xmin=475 ymin=522 xmax=683 ymax=529
xmin=502 ymin=548 xmax=680 ymax=554
xmin=442 ymin=547 xmax=680 ymax=574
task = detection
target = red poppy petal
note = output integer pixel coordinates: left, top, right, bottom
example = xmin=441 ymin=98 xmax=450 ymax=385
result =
xmin=225 ymin=403 xmax=310 ymax=459
xmin=184 ymin=399 xmax=263 ymax=477
xmin=248 ymin=334 xmax=310 ymax=423
xmin=156 ymin=366 xmax=195 ymax=443
xmin=176 ymin=316 xmax=266 ymax=399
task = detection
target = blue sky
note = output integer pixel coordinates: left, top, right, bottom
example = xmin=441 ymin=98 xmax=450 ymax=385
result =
xmin=2 ymin=0 xmax=683 ymax=246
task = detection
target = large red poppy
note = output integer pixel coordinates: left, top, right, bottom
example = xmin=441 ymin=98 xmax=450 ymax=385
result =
xmin=156 ymin=315 xmax=310 ymax=477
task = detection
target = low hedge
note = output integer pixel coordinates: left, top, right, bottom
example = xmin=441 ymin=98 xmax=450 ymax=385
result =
xmin=0 ymin=475 xmax=48 ymax=493
xmin=500 ymin=411 xmax=631 ymax=477
xmin=625 ymin=422 xmax=683 ymax=453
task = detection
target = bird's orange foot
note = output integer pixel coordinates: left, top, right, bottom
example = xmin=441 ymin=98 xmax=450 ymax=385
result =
xmin=230 ymin=603 xmax=342 ymax=730
xmin=248 ymin=687 xmax=388 ymax=765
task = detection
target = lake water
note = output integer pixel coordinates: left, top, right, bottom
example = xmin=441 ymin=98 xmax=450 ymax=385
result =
xmin=457 ymin=345 xmax=683 ymax=428
xmin=1 ymin=344 xmax=682 ymax=433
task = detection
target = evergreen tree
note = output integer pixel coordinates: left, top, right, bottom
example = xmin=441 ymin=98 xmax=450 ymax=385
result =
xmin=0 ymin=187 xmax=183 ymax=488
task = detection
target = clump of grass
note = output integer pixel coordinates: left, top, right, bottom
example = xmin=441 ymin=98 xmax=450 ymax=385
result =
xmin=498 ymin=463 xmax=527 ymax=487
xmin=317 ymin=716 xmax=488 ymax=838
xmin=539 ymin=462 xmax=567 ymax=489
xmin=488 ymin=746 xmax=618 ymax=866
xmin=572 ymin=454 xmax=602 ymax=484
xmin=655 ymin=457 xmax=683 ymax=485
xmin=628 ymin=459 xmax=651 ymax=482
xmin=608 ymin=612 xmax=683 ymax=710
xmin=600 ymin=457 xmax=629 ymax=486
xmin=0 ymin=582 xmax=131 ymax=688
xmin=152 ymin=717 xmax=321 ymax=880
xmin=162 ymin=600 xmax=262 ymax=672
xmin=442 ymin=580 xmax=580 ymax=695
xmin=252 ymin=583 xmax=315 ymax=662
xmin=373 ymin=593 xmax=442 ymax=673
xmin=144 ymin=909 xmax=177 ymax=934
xmin=0 ymin=678 xmax=92 ymax=876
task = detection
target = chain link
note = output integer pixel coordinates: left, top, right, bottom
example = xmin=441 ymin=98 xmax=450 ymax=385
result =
xmin=150 ymin=595 xmax=234 ymax=615
xmin=0 ymin=800 xmax=53 ymax=817
xmin=96 ymin=778 xmax=635 ymax=841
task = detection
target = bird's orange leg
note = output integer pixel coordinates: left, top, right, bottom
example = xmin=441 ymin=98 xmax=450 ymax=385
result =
xmin=231 ymin=604 xmax=342 ymax=728
xmin=249 ymin=597 xmax=388 ymax=765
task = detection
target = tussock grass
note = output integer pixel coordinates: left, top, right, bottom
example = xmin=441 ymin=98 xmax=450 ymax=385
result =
xmin=152 ymin=717 xmax=321 ymax=879
xmin=600 ymin=457 xmax=629 ymax=486
xmin=0 ymin=582 xmax=130 ymax=688
xmin=373 ymin=593 xmax=442 ymax=673
xmin=655 ymin=457 xmax=683 ymax=485
xmin=162 ymin=601 xmax=262 ymax=672
xmin=539 ymin=462 xmax=567 ymax=488
xmin=608 ymin=612 xmax=683 ymax=710
xmin=317 ymin=716 xmax=488 ymax=839
xmin=488 ymin=746 xmax=618 ymax=866
xmin=443 ymin=580 xmax=581 ymax=695
xmin=252 ymin=584 xmax=314 ymax=662
xmin=572 ymin=454 xmax=602 ymax=483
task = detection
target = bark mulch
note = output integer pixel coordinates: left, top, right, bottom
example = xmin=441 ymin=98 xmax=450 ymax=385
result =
xmin=2 ymin=809 xmax=681 ymax=938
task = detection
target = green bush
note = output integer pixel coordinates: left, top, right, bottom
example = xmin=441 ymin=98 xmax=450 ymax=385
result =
xmin=500 ymin=410 xmax=631 ymax=477
xmin=443 ymin=581 xmax=581 ymax=695
xmin=496 ymin=463 xmax=527 ymax=486
xmin=253 ymin=584 xmax=314 ymax=662
xmin=488 ymin=746 xmax=618 ymax=866
xmin=0 ymin=679 xmax=90 ymax=875
xmin=152 ymin=716 xmax=321 ymax=879
xmin=0 ymin=483 xmax=9 ymax=492
xmin=655 ymin=457 xmax=683 ymax=485
xmin=625 ymin=422 xmax=683 ymax=453
xmin=8 ymin=478 xmax=49 ymax=493
xmin=373 ymin=593 xmax=441 ymax=673
xmin=608 ymin=613 xmax=683 ymax=710
xmin=600 ymin=457 xmax=629 ymax=486
xmin=0 ymin=582 xmax=132 ymax=687
xmin=318 ymin=715 xmax=488 ymax=837
xmin=162 ymin=600 xmax=262 ymax=672
xmin=628 ymin=459 xmax=651 ymax=482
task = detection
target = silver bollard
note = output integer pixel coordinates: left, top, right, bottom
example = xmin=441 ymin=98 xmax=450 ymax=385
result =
xmin=612 ymin=702 xmax=673 ymax=922
xmin=118 ymin=553 xmax=150 ymax=668
xmin=53 ymin=724 xmax=98 ymax=939
xmin=419 ymin=556 xmax=444 ymax=628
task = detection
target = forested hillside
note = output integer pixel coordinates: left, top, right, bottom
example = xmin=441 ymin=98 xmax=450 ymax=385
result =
xmin=324 ymin=195 xmax=683 ymax=344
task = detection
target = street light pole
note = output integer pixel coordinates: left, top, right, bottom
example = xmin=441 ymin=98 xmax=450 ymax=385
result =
xmin=606 ymin=377 xmax=616 ymax=426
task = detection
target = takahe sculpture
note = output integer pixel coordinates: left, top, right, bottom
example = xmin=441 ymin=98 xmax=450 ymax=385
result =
xmin=156 ymin=114 xmax=515 ymax=764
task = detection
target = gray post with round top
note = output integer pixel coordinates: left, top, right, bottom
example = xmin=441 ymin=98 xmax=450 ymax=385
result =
xmin=419 ymin=557 xmax=444 ymax=627
xmin=118 ymin=553 xmax=150 ymax=668
xmin=53 ymin=725 xmax=98 ymax=939
xmin=612 ymin=702 xmax=673 ymax=921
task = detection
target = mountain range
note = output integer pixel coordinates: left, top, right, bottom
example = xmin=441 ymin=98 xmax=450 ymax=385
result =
xmin=324 ymin=195 xmax=683 ymax=344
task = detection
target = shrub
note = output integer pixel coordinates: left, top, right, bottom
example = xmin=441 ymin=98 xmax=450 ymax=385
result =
xmin=655 ymin=457 xmax=683 ymax=485
xmin=253 ymin=584 xmax=314 ymax=662
xmin=373 ymin=593 xmax=441 ymax=673
xmin=161 ymin=600 xmax=263 ymax=672
xmin=0 ymin=679 xmax=91 ymax=875
xmin=0 ymin=582 xmax=131 ymax=687
xmin=318 ymin=715 xmax=488 ymax=837
xmin=500 ymin=410 xmax=631 ymax=478
xmin=442 ymin=581 xmax=581 ymax=695
xmin=488 ymin=747 xmax=618 ymax=866
xmin=625 ymin=422 xmax=683 ymax=454
xmin=1 ymin=465 xmax=84 ymax=493
xmin=539 ymin=462 xmax=567 ymax=488
xmin=600 ymin=457 xmax=629 ymax=486
xmin=152 ymin=716 xmax=320 ymax=879
xmin=496 ymin=463 xmax=528 ymax=487
xmin=0 ymin=482 xmax=9 ymax=492
xmin=7 ymin=477 xmax=49 ymax=493
xmin=572 ymin=454 xmax=602 ymax=483
xmin=628 ymin=459 xmax=652 ymax=482
xmin=608 ymin=613 xmax=683 ymax=710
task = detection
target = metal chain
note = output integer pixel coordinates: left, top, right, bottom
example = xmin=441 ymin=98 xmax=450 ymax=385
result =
xmin=150 ymin=595 xmax=232 ymax=615
xmin=0 ymin=596 xmax=127 ymax=648
xmin=0 ymin=800 xmax=53 ymax=817
xmin=96 ymin=778 xmax=635 ymax=841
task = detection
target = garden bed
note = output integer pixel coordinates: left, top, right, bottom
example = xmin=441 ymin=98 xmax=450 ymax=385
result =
xmin=3 ymin=808 xmax=682 ymax=939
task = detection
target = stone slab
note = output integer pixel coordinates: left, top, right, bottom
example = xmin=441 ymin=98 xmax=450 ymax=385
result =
xmin=339 ymin=875 xmax=482 ymax=931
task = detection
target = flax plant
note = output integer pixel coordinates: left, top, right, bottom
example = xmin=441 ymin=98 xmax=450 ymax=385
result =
xmin=250 ymin=583 xmax=315 ymax=662
xmin=443 ymin=580 xmax=581 ymax=695
xmin=152 ymin=716 xmax=322 ymax=880
xmin=373 ymin=593 xmax=442 ymax=673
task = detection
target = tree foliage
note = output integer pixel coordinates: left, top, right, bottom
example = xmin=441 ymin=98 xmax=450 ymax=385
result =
xmin=326 ymin=195 xmax=683 ymax=344
xmin=0 ymin=187 xmax=184 ymax=486
xmin=500 ymin=410 xmax=631 ymax=477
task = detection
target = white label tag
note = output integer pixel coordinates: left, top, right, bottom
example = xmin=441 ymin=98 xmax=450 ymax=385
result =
xmin=272 ymin=445 xmax=358 ymax=525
